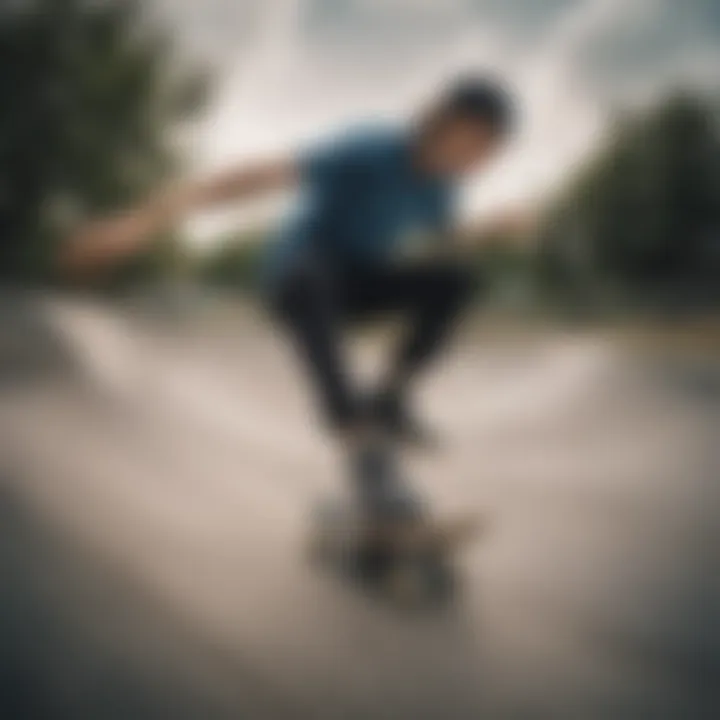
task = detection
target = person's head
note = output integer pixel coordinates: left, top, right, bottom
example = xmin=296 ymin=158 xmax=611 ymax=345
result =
xmin=415 ymin=76 xmax=516 ymax=177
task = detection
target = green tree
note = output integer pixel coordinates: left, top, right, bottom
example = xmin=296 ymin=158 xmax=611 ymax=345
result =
xmin=0 ymin=0 xmax=208 ymax=283
xmin=539 ymin=92 xmax=720 ymax=308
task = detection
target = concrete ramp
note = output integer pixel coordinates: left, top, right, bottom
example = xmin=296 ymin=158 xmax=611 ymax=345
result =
xmin=0 ymin=291 xmax=87 ymax=387
xmin=0 ymin=290 xmax=150 ymax=395
xmin=0 ymin=295 xmax=716 ymax=719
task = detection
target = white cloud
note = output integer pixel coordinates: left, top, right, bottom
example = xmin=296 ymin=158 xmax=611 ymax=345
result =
xmin=162 ymin=0 xmax=718 ymax=245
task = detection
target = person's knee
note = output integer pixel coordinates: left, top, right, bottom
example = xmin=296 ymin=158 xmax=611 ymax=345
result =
xmin=274 ymin=257 xmax=331 ymax=319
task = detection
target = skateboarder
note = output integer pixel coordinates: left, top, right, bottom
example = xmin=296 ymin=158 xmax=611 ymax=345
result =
xmin=63 ymin=76 xmax=516 ymax=517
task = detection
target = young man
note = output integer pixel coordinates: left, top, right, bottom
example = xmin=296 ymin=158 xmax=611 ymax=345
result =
xmin=64 ymin=77 xmax=515 ymax=515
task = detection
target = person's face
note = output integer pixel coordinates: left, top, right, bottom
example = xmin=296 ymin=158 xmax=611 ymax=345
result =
xmin=420 ymin=115 xmax=504 ymax=178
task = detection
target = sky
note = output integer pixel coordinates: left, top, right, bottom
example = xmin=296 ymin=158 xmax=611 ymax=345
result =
xmin=150 ymin=0 xmax=720 ymax=243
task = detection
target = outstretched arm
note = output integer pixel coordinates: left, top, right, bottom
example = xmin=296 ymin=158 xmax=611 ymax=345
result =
xmin=60 ymin=158 xmax=297 ymax=277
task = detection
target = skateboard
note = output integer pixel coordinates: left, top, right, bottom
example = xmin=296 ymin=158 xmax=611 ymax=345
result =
xmin=308 ymin=495 xmax=483 ymax=609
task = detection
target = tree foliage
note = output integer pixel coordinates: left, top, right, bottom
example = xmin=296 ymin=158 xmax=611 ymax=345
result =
xmin=0 ymin=0 xmax=208 ymax=282
xmin=540 ymin=92 xmax=720 ymax=307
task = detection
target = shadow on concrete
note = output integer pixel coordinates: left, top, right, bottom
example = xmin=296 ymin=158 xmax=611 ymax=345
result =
xmin=0 ymin=477 xmax=301 ymax=720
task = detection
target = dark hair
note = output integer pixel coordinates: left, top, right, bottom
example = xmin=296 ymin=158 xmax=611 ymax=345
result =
xmin=436 ymin=76 xmax=516 ymax=136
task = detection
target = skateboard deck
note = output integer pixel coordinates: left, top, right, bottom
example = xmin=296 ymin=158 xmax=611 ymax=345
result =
xmin=308 ymin=499 xmax=484 ymax=608
xmin=361 ymin=512 xmax=483 ymax=554
xmin=308 ymin=431 xmax=484 ymax=607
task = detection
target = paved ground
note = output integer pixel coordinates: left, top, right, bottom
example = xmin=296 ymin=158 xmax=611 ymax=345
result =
xmin=0 ymin=294 xmax=717 ymax=719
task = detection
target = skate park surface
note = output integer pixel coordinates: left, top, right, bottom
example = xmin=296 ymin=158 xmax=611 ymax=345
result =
xmin=1 ymin=292 xmax=717 ymax=719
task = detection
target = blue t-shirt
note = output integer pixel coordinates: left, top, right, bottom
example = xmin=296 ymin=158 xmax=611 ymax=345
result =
xmin=264 ymin=125 xmax=455 ymax=284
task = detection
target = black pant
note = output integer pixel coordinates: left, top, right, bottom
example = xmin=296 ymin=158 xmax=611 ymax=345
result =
xmin=272 ymin=253 xmax=475 ymax=430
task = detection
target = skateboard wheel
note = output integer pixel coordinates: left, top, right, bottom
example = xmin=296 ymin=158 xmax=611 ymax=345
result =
xmin=353 ymin=542 xmax=395 ymax=583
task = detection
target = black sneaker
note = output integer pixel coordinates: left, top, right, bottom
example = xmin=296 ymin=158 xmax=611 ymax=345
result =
xmin=370 ymin=391 xmax=441 ymax=450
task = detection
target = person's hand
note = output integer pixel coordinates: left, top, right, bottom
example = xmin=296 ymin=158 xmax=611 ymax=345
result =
xmin=60 ymin=204 xmax=166 ymax=278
